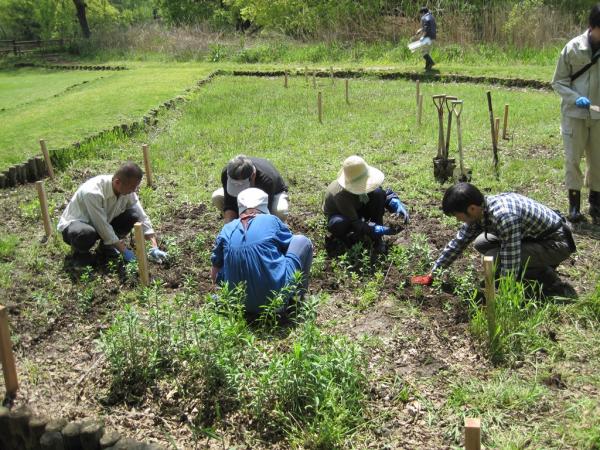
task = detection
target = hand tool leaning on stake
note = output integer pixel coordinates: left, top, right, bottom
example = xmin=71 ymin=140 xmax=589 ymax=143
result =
xmin=445 ymin=95 xmax=458 ymax=158
xmin=451 ymin=100 xmax=472 ymax=182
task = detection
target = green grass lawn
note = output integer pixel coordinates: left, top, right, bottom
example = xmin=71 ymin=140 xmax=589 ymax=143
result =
xmin=1 ymin=72 xmax=599 ymax=449
xmin=0 ymin=64 xmax=211 ymax=168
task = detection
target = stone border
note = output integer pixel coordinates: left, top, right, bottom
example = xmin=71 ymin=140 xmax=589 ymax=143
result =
xmin=0 ymin=405 xmax=164 ymax=449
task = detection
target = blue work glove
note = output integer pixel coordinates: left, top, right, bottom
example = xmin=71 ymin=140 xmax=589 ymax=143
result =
xmin=373 ymin=225 xmax=397 ymax=236
xmin=575 ymin=96 xmax=591 ymax=108
xmin=148 ymin=247 xmax=169 ymax=264
xmin=389 ymin=198 xmax=410 ymax=224
xmin=122 ymin=248 xmax=136 ymax=263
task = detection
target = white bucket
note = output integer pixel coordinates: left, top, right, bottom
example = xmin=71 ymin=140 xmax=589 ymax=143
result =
xmin=408 ymin=37 xmax=432 ymax=53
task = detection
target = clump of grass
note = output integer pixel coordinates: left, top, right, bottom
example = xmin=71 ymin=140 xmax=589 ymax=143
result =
xmin=100 ymin=283 xmax=367 ymax=447
xmin=468 ymin=273 xmax=557 ymax=364
xmin=0 ymin=234 xmax=19 ymax=261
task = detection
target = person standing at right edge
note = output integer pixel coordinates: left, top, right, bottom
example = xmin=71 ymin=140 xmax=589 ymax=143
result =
xmin=415 ymin=6 xmax=437 ymax=71
xmin=552 ymin=4 xmax=600 ymax=225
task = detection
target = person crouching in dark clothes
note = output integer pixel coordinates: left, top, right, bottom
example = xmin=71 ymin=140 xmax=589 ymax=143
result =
xmin=323 ymin=155 xmax=409 ymax=253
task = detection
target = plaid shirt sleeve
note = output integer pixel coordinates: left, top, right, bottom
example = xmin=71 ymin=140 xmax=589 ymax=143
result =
xmin=433 ymin=223 xmax=480 ymax=271
xmin=495 ymin=214 xmax=522 ymax=276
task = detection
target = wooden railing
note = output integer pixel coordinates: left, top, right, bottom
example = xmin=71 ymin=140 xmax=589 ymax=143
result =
xmin=0 ymin=39 xmax=67 ymax=56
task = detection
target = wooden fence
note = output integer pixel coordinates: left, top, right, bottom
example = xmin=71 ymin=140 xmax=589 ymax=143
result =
xmin=0 ymin=39 xmax=67 ymax=56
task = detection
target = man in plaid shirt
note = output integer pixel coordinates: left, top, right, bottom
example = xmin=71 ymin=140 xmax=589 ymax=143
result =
xmin=416 ymin=183 xmax=576 ymax=296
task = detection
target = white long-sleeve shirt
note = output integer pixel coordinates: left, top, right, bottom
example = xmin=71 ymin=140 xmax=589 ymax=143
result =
xmin=57 ymin=175 xmax=154 ymax=245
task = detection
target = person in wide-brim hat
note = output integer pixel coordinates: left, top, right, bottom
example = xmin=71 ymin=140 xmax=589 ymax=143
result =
xmin=323 ymin=155 xmax=410 ymax=251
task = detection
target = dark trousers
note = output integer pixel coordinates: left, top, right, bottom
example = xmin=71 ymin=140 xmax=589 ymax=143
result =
xmin=327 ymin=188 xmax=387 ymax=239
xmin=473 ymin=228 xmax=573 ymax=279
xmin=62 ymin=208 xmax=142 ymax=253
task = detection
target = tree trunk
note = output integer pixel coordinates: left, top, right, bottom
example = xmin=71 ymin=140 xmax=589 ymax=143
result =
xmin=72 ymin=0 xmax=91 ymax=38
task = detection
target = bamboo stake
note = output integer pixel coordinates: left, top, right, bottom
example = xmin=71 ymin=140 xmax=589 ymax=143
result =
xmin=345 ymin=79 xmax=349 ymax=104
xmin=35 ymin=181 xmax=52 ymax=238
xmin=483 ymin=256 xmax=497 ymax=358
xmin=464 ymin=417 xmax=481 ymax=450
xmin=502 ymin=104 xmax=510 ymax=140
xmin=417 ymin=93 xmax=423 ymax=126
xmin=142 ymin=144 xmax=153 ymax=188
xmin=134 ymin=223 xmax=150 ymax=286
xmin=0 ymin=305 xmax=18 ymax=398
xmin=416 ymin=79 xmax=420 ymax=105
xmin=317 ymin=91 xmax=323 ymax=124
xmin=39 ymin=139 xmax=54 ymax=179
xmin=284 ymin=71 xmax=288 ymax=88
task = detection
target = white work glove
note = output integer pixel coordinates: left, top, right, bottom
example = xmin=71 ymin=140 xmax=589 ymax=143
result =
xmin=148 ymin=247 xmax=169 ymax=264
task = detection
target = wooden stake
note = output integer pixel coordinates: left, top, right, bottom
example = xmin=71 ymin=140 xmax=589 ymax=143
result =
xmin=416 ymin=79 xmax=420 ymax=105
xmin=502 ymin=104 xmax=510 ymax=140
xmin=483 ymin=256 xmax=497 ymax=357
xmin=134 ymin=222 xmax=150 ymax=286
xmin=142 ymin=144 xmax=153 ymax=188
xmin=284 ymin=71 xmax=288 ymax=88
xmin=305 ymin=66 xmax=309 ymax=84
xmin=317 ymin=91 xmax=323 ymax=124
xmin=464 ymin=417 xmax=481 ymax=450
xmin=35 ymin=181 xmax=52 ymax=238
xmin=486 ymin=91 xmax=499 ymax=174
xmin=0 ymin=305 xmax=18 ymax=398
xmin=39 ymin=139 xmax=54 ymax=180
xmin=417 ymin=93 xmax=423 ymax=126
xmin=345 ymin=79 xmax=349 ymax=104
xmin=330 ymin=66 xmax=334 ymax=85
xmin=312 ymin=71 xmax=317 ymax=89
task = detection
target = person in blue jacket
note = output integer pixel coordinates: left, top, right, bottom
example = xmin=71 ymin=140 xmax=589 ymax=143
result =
xmin=210 ymin=188 xmax=313 ymax=317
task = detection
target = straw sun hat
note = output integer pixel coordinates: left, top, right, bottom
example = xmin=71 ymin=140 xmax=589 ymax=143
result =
xmin=337 ymin=155 xmax=384 ymax=195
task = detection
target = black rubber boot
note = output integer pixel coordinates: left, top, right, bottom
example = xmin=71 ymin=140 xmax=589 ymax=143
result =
xmin=424 ymin=54 xmax=435 ymax=70
xmin=568 ymin=189 xmax=584 ymax=222
xmin=590 ymin=190 xmax=600 ymax=225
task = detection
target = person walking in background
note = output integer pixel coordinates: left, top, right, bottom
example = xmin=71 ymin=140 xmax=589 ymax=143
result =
xmin=552 ymin=3 xmax=600 ymax=225
xmin=211 ymin=188 xmax=313 ymax=319
xmin=323 ymin=155 xmax=409 ymax=253
xmin=211 ymin=154 xmax=289 ymax=223
xmin=413 ymin=6 xmax=437 ymax=71
xmin=57 ymin=162 xmax=168 ymax=268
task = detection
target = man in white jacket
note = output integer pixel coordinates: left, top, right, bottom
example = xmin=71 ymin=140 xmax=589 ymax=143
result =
xmin=552 ymin=3 xmax=600 ymax=224
xmin=57 ymin=162 xmax=168 ymax=267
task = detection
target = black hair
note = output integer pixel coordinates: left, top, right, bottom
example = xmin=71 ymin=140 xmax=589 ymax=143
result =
xmin=115 ymin=161 xmax=143 ymax=182
xmin=442 ymin=182 xmax=485 ymax=215
xmin=590 ymin=4 xmax=600 ymax=29
xmin=419 ymin=7 xmax=429 ymax=15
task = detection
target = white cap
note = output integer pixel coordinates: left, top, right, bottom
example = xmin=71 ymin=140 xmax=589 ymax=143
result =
xmin=237 ymin=188 xmax=270 ymax=215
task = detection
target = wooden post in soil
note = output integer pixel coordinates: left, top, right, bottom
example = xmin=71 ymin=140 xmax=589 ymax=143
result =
xmin=502 ymin=104 xmax=510 ymax=140
xmin=483 ymin=256 xmax=498 ymax=358
xmin=486 ymin=91 xmax=499 ymax=175
xmin=416 ymin=79 xmax=420 ymax=105
xmin=317 ymin=91 xmax=323 ymax=124
xmin=284 ymin=71 xmax=288 ymax=88
xmin=39 ymin=139 xmax=55 ymax=180
xmin=417 ymin=93 xmax=424 ymax=126
xmin=133 ymin=223 xmax=150 ymax=286
xmin=464 ymin=417 xmax=481 ymax=450
xmin=305 ymin=66 xmax=309 ymax=85
xmin=345 ymin=79 xmax=349 ymax=104
xmin=142 ymin=144 xmax=153 ymax=188
xmin=0 ymin=305 xmax=18 ymax=399
xmin=330 ymin=66 xmax=334 ymax=85
xmin=312 ymin=71 xmax=317 ymax=89
xmin=35 ymin=181 xmax=52 ymax=239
